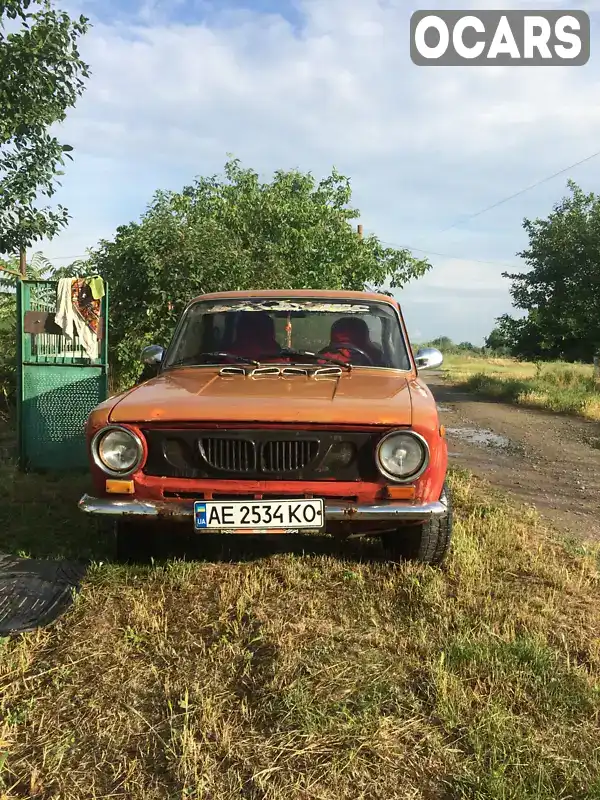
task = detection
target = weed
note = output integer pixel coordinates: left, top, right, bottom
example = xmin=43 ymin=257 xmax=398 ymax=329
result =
xmin=443 ymin=356 xmax=600 ymax=421
xmin=0 ymin=465 xmax=599 ymax=798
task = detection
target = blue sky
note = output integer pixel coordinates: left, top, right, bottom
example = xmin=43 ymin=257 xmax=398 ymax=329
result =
xmin=37 ymin=0 xmax=600 ymax=344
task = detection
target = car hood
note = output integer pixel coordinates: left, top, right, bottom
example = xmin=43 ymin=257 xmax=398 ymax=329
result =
xmin=108 ymin=367 xmax=413 ymax=426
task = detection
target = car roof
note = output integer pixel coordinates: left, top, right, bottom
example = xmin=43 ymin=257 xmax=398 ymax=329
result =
xmin=189 ymin=288 xmax=398 ymax=305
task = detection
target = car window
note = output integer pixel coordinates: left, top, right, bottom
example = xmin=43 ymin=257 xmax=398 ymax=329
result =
xmin=165 ymin=298 xmax=411 ymax=370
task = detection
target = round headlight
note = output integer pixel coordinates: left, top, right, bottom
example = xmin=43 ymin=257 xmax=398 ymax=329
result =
xmin=94 ymin=427 xmax=143 ymax=474
xmin=376 ymin=431 xmax=428 ymax=481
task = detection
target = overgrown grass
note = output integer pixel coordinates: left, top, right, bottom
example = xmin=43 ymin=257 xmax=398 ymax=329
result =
xmin=1 ymin=455 xmax=600 ymax=799
xmin=443 ymin=355 xmax=600 ymax=421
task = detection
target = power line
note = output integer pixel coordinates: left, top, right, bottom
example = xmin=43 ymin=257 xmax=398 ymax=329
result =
xmin=35 ymin=149 xmax=600 ymax=266
xmin=380 ymin=241 xmax=521 ymax=269
xmin=434 ymin=147 xmax=600 ymax=235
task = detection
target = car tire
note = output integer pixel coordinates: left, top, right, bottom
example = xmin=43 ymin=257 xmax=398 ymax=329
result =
xmin=114 ymin=520 xmax=156 ymax=564
xmin=381 ymin=484 xmax=453 ymax=566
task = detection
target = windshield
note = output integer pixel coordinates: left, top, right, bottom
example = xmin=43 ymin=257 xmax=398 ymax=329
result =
xmin=164 ymin=298 xmax=412 ymax=370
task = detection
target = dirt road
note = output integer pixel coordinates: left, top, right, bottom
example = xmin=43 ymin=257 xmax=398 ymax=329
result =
xmin=424 ymin=373 xmax=600 ymax=543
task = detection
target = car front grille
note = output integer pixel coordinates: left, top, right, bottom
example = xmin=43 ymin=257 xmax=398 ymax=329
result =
xmin=262 ymin=439 xmax=319 ymax=473
xmin=200 ymin=437 xmax=256 ymax=472
xmin=197 ymin=437 xmax=320 ymax=473
xmin=142 ymin=428 xmax=380 ymax=481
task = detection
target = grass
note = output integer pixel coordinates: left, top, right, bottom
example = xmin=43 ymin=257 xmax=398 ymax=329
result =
xmin=442 ymin=354 xmax=600 ymax=422
xmin=1 ymin=448 xmax=600 ymax=799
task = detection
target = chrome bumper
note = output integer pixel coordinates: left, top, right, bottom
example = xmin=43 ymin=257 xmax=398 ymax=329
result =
xmin=78 ymin=494 xmax=447 ymax=522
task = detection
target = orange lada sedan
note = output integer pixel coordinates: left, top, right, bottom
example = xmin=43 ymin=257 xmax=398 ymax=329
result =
xmin=79 ymin=290 xmax=451 ymax=564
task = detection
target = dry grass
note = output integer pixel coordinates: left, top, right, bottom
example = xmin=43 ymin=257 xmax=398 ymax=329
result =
xmin=1 ymin=459 xmax=600 ymax=799
xmin=442 ymin=355 xmax=600 ymax=421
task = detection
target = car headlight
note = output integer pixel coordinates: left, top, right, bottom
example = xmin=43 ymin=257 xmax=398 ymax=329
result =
xmin=92 ymin=426 xmax=143 ymax=475
xmin=376 ymin=431 xmax=429 ymax=482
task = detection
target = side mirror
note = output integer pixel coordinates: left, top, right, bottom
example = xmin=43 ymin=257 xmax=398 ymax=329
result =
xmin=141 ymin=344 xmax=165 ymax=366
xmin=414 ymin=347 xmax=443 ymax=370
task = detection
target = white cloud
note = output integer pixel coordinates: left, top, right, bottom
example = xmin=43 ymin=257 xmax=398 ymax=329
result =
xmin=31 ymin=0 xmax=600 ymax=343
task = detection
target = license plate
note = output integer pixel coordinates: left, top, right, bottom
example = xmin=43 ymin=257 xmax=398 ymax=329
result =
xmin=194 ymin=499 xmax=325 ymax=531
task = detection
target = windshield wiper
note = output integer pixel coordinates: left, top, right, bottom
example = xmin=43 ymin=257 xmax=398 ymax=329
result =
xmin=277 ymin=348 xmax=352 ymax=371
xmin=169 ymin=352 xmax=260 ymax=368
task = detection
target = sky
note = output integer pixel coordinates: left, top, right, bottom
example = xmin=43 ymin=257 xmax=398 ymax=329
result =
xmin=32 ymin=0 xmax=600 ymax=344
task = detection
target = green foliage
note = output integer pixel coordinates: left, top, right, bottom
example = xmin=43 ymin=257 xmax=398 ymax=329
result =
xmin=498 ymin=180 xmax=600 ymax=362
xmin=462 ymin=365 xmax=600 ymax=420
xmin=420 ymin=336 xmax=484 ymax=356
xmin=80 ymin=158 xmax=432 ymax=385
xmin=0 ymin=0 xmax=90 ymax=255
xmin=484 ymin=323 xmax=511 ymax=355
xmin=0 ymin=252 xmax=53 ymax=412
xmin=484 ymin=315 xmax=536 ymax=359
xmin=425 ymin=336 xmax=454 ymax=351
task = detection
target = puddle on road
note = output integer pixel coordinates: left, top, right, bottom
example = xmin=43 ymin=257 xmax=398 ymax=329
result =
xmin=446 ymin=427 xmax=510 ymax=449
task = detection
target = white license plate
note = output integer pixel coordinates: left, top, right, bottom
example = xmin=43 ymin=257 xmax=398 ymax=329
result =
xmin=194 ymin=499 xmax=324 ymax=531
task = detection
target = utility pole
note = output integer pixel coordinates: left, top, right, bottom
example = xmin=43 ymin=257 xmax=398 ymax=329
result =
xmin=357 ymin=224 xmax=363 ymax=239
xmin=19 ymin=247 xmax=26 ymax=279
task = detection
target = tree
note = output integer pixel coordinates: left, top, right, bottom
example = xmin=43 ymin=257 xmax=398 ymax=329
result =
xmin=78 ymin=158 xmax=431 ymax=385
xmin=428 ymin=336 xmax=455 ymax=352
xmin=0 ymin=251 xmax=53 ymax=410
xmin=485 ymin=326 xmax=507 ymax=352
xmin=0 ymin=0 xmax=90 ymax=263
xmin=502 ymin=180 xmax=600 ymax=363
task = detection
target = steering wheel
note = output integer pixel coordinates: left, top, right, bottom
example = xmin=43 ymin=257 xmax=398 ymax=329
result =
xmin=319 ymin=343 xmax=375 ymax=366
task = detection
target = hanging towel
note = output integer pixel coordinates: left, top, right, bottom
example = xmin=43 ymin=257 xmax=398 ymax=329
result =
xmin=71 ymin=279 xmax=100 ymax=360
xmin=55 ymin=278 xmax=76 ymax=339
xmin=88 ymin=275 xmax=105 ymax=300
xmin=55 ymin=277 xmax=99 ymax=360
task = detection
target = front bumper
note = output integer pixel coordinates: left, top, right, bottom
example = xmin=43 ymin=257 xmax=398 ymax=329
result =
xmin=78 ymin=494 xmax=448 ymax=523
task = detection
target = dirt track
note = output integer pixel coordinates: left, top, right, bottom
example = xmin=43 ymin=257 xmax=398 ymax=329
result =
xmin=424 ymin=373 xmax=600 ymax=543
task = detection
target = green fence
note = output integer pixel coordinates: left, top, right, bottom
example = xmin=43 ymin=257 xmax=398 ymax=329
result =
xmin=16 ymin=280 xmax=109 ymax=471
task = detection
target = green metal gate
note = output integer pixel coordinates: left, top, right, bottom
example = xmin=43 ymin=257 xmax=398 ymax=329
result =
xmin=16 ymin=280 xmax=109 ymax=471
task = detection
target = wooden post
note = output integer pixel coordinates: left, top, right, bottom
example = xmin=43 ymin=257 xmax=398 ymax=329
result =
xmin=19 ymin=247 xmax=26 ymax=279
xmin=594 ymin=353 xmax=600 ymax=381
xmin=0 ymin=263 xmax=22 ymax=278
xmin=357 ymin=224 xmax=363 ymax=239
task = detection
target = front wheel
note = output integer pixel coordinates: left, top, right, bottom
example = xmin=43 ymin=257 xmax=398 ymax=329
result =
xmin=381 ymin=484 xmax=453 ymax=566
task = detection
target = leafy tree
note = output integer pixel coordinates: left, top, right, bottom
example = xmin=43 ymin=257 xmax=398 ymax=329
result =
xmin=484 ymin=325 xmax=509 ymax=352
xmin=0 ymin=0 xmax=90 ymax=260
xmin=0 ymin=252 xmax=53 ymax=410
xmin=484 ymin=313 xmax=545 ymax=360
xmin=428 ymin=336 xmax=455 ymax=351
xmin=78 ymin=158 xmax=431 ymax=385
xmin=483 ymin=323 xmax=513 ymax=357
xmin=502 ymin=180 xmax=600 ymax=363
xmin=415 ymin=337 xmax=483 ymax=355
